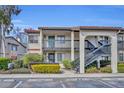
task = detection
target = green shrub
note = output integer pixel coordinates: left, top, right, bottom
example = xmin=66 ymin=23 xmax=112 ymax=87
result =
xmin=100 ymin=66 xmax=112 ymax=73
xmin=10 ymin=68 xmax=30 ymax=74
xmin=71 ymin=58 xmax=80 ymax=69
xmin=86 ymin=66 xmax=112 ymax=73
xmin=86 ymin=67 xmax=99 ymax=73
xmin=13 ymin=60 xmax=23 ymax=68
xmin=86 ymin=61 xmax=97 ymax=69
xmin=31 ymin=64 xmax=60 ymax=73
xmin=118 ymin=63 xmax=124 ymax=73
xmin=0 ymin=58 xmax=11 ymax=70
xmin=0 ymin=68 xmax=30 ymax=74
xmin=23 ymin=54 xmax=44 ymax=67
xmin=62 ymin=59 xmax=72 ymax=69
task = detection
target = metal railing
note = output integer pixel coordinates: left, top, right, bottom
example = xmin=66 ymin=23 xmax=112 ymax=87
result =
xmin=118 ymin=40 xmax=124 ymax=50
xmin=43 ymin=40 xmax=97 ymax=50
xmin=43 ymin=40 xmax=79 ymax=49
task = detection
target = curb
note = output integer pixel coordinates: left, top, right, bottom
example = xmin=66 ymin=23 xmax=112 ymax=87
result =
xmin=0 ymin=73 xmax=124 ymax=78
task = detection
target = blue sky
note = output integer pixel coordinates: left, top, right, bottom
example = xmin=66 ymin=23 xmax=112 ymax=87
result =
xmin=12 ymin=5 xmax=124 ymax=30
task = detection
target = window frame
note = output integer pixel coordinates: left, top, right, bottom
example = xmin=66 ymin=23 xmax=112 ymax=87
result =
xmin=29 ymin=35 xmax=39 ymax=44
xmin=57 ymin=53 xmax=64 ymax=62
xmin=57 ymin=35 xmax=65 ymax=44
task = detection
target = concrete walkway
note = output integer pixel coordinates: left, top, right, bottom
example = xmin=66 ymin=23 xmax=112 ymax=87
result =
xmin=1 ymin=73 xmax=124 ymax=78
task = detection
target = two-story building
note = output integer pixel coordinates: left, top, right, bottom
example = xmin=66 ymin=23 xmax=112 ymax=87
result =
xmin=0 ymin=36 xmax=27 ymax=59
xmin=25 ymin=26 xmax=124 ymax=73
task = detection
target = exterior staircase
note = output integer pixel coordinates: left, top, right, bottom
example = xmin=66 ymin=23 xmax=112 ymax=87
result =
xmin=73 ymin=40 xmax=111 ymax=68
xmin=85 ymin=40 xmax=111 ymax=67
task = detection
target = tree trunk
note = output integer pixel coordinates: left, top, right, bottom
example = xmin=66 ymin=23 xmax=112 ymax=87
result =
xmin=0 ymin=24 xmax=2 ymax=57
xmin=1 ymin=20 xmax=6 ymax=57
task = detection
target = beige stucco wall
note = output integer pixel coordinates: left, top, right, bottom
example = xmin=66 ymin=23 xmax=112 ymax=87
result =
xmin=44 ymin=51 xmax=79 ymax=63
xmin=43 ymin=30 xmax=79 ymax=48
xmin=27 ymin=33 xmax=40 ymax=54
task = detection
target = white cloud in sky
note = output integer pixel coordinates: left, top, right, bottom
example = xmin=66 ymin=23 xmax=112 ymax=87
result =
xmin=12 ymin=19 xmax=23 ymax=24
xmin=12 ymin=19 xmax=39 ymax=30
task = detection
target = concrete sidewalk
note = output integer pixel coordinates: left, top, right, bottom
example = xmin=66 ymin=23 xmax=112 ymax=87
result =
xmin=1 ymin=73 xmax=124 ymax=78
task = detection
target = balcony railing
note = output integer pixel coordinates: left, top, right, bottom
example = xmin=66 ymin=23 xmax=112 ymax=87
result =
xmin=42 ymin=40 xmax=79 ymax=51
xmin=118 ymin=40 xmax=124 ymax=50
xmin=42 ymin=40 xmax=97 ymax=51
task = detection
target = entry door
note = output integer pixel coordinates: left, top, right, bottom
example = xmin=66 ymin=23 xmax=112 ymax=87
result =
xmin=48 ymin=53 xmax=55 ymax=63
xmin=48 ymin=36 xmax=55 ymax=48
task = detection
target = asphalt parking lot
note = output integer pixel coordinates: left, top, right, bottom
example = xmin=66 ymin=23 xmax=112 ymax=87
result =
xmin=0 ymin=77 xmax=124 ymax=88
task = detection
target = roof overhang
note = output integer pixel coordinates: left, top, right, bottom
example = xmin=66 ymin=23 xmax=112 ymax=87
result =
xmin=80 ymin=26 xmax=124 ymax=31
xmin=38 ymin=26 xmax=80 ymax=31
xmin=25 ymin=29 xmax=40 ymax=33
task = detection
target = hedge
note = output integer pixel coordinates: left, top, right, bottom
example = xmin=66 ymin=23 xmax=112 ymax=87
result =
xmin=85 ymin=67 xmax=99 ymax=73
xmin=118 ymin=63 xmax=124 ymax=73
xmin=0 ymin=58 xmax=11 ymax=70
xmin=100 ymin=66 xmax=112 ymax=73
xmin=31 ymin=64 xmax=60 ymax=73
xmin=0 ymin=68 xmax=30 ymax=74
xmin=86 ymin=66 xmax=111 ymax=73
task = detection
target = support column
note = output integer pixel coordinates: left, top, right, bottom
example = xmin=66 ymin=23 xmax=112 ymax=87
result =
xmin=40 ymin=29 xmax=43 ymax=54
xmin=97 ymin=36 xmax=100 ymax=47
xmin=46 ymin=53 xmax=49 ymax=63
xmin=97 ymin=58 xmax=100 ymax=69
xmin=71 ymin=31 xmax=74 ymax=61
xmin=55 ymin=52 xmax=57 ymax=63
xmin=111 ymin=35 xmax=118 ymax=73
xmin=1 ymin=21 xmax=5 ymax=57
xmin=79 ymin=31 xmax=85 ymax=73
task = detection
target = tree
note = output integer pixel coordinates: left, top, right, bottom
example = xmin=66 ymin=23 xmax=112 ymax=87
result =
xmin=0 ymin=5 xmax=21 ymax=57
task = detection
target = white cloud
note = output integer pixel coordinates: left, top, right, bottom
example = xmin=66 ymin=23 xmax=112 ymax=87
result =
xmin=12 ymin=19 xmax=23 ymax=24
xmin=14 ymin=24 xmax=39 ymax=30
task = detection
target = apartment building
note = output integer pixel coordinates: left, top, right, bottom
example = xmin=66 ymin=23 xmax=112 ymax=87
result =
xmin=0 ymin=36 xmax=27 ymax=59
xmin=25 ymin=26 xmax=124 ymax=73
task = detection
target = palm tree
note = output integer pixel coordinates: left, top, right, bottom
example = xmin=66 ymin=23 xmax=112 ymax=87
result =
xmin=0 ymin=5 xmax=21 ymax=57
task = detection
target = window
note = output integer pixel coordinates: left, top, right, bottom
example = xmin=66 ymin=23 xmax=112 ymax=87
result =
xmin=57 ymin=53 xmax=63 ymax=62
xmin=119 ymin=36 xmax=123 ymax=41
xmin=118 ymin=35 xmax=124 ymax=49
xmin=11 ymin=45 xmax=17 ymax=51
xmin=119 ymin=53 xmax=124 ymax=61
xmin=29 ymin=35 xmax=39 ymax=43
xmin=118 ymin=35 xmax=124 ymax=41
xmin=57 ymin=35 xmax=65 ymax=43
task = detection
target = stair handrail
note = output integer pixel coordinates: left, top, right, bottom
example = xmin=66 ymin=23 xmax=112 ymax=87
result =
xmin=86 ymin=42 xmax=111 ymax=58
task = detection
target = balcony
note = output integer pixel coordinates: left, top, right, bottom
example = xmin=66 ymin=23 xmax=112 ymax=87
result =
xmin=118 ymin=40 xmax=124 ymax=50
xmin=42 ymin=40 xmax=79 ymax=51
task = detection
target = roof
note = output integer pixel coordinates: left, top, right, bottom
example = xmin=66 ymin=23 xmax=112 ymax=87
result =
xmin=79 ymin=26 xmax=124 ymax=30
xmin=5 ymin=36 xmax=27 ymax=48
xmin=25 ymin=29 xmax=40 ymax=33
xmin=39 ymin=26 xmax=124 ymax=31
xmin=25 ymin=26 xmax=124 ymax=33
xmin=38 ymin=27 xmax=76 ymax=31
